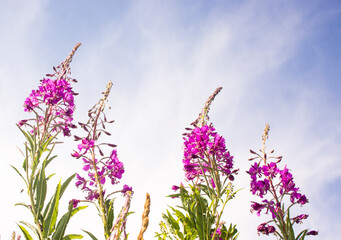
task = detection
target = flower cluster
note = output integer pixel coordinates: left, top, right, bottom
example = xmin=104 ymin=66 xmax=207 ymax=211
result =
xmin=73 ymin=140 xmax=125 ymax=200
xmin=248 ymin=161 xmax=313 ymax=236
xmin=257 ymin=223 xmax=275 ymax=235
xmin=211 ymin=227 xmax=223 ymax=240
xmin=22 ymin=78 xmax=76 ymax=136
xmin=71 ymin=81 xmax=133 ymax=239
xmin=158 ymin=88 xmax=239 ymax=240
xmin=249 ymin=162 xmax=308 ymax=206
xmin=248 ymin=124 xmax=318 ymax=238
xmin=183 ymin=124 xmax=236 ymax=182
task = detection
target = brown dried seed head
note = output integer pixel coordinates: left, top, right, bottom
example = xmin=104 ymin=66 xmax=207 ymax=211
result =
xmin=63 ymin=43 xmax=82 ymax=70
xmin=193 ymin=87 xmax=222 ymax=127
xmin=137 ymin=193 xmax=151 ymax=240
xmin=89 ymin=80 xmax=113 ymax=115
xmin=103 ymin=80 xmax=113 ymax=101
xmin=262 ymin=123 xmax=270 ymax=143
xmin=59 ymin=43 xmax=82 ymax=80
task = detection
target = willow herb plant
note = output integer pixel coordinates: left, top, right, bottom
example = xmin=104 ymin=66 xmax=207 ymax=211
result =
xmin=156 ymin=87 xmax=239 ymax=240
xmin=14 ymin=43 xmax=86 ymax=240
xmin=247 ymin=124 xmax=318 ymax=239
xmin=71 ymin=81 xmax=133 ymax=240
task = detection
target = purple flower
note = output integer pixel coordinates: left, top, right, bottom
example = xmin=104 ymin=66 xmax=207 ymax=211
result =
xmin=82 ymin=158 xmax=91 ymax=171
xmin=262 ymin=162 xmax=278 ymax=178
xmin=69 ymin=199 xmax=80 ymax=208
xmin=307 ymin=230 xmax=318 ymax=236
xmin=248 ymin=125 xmax=317 ymax=237
xmin=257 ymin=223 xmax=275 ymax=235
xmin=298 ymin=195 xmax=308 ymax=205
xmin=22 ymin=78 xmax=76 ymax=137
xmin=251 ymin=201 xmax=265 ymax=216
xmin=293 ymin=214 xmax=309 ymax=224
xmin=182 ymin=124 xmax=236 ymax=181
xmin=211 ymin=227 xmax=223 ymax=240
xmin=121 ymin=184 xmax=132 ymax=195
xmin=172 ymin=185 xmax=180 ymax=191
xmin=248 ymin=162 xmax=262 ymax=181
xmin=77 ymin=138 xmax=95 ymax=154
xmin=74 ymin=143 xmax=125 ymax=200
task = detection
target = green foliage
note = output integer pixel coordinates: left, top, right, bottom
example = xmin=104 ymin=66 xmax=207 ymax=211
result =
xmin=14 ymin=127 xmax=85 ymax=240
xmin=156 ymin=185 xmax=238 ymax=240
xmin=106 ymin=198 xmax=115 ymax=232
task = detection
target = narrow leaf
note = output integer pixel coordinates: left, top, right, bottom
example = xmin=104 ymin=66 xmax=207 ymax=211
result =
xmin=19 ymin=221 xmax=40 ymax=239
xmin=82 ymin=230 xmax=99 ymax=240
xmin=17 ymin=224 xmax=33 ymax=240
xmin=35 ymin=168 xmax=47 ymax=214
xmin=63 ymin=234 xmax=83 ymax=240
xmin=43 ymin=181 xmax=61 ymax=237
xmin=10 ymin=165 xmax=28 ymax=185
xmin=60 ymin=173 xmax=76 ymax=199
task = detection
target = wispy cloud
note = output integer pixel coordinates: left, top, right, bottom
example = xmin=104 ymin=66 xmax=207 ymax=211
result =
xmin=0 ymin=1 xmax=339 ymax=239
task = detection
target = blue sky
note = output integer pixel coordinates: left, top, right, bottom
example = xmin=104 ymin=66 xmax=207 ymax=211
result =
xmin=0 ymin=0 xmax=340 ymax=239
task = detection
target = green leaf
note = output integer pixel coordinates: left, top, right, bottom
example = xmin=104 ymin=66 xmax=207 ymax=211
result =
xmin=52 ymin=203 xmax=87 ymax=240
xmin=52 ymin=203 xmax=72 ymax=240
xmin=167 ymin=193 xmax=182 ymax=198
xmin=47 ymin=173 xmax=56 ymax=181
xmin=42 ymin=135 xmax=55 ymax=149
xmin=35 ymin=168 xmax=47 ymax=214
xmin=15 ymin=202 xmax=31 ymax=211
xmin=10 ymin=165 xmax=28 ymax=185
xmin=17 ymin=224 xmax=34 ymax=240
xmin=189 ymin=234 xmax=197 ymax=240
xmin=172 ymin=208 xmax=186 ymax=222
xmin=82 ymin=230 xmax=99 ymax=240
xmin=33 ymin=146 xmax=44 ymax=171
xmin=46 ymin=155 xmax=58 ymax=167
xmin=166 ymin=209 xmax=180 ymax=231
xmin=296 ymin=230 xmax=308 ymax=240
xmin=43 ymin=173 xmax=75 ymax=222
xmin=63 ymin=234 xmax=83 ymax=240
xmin=23 ymin=144 xmax=30 ymax=172
xmin=106 ymin=198 xmax=115 ymax=231
xmin=286 ymin=211 xmax=295 ymax=240
xmin=17 ymin=126 xmax=34 ymax=153
xmin=226 ymin=224 xmax=239 ymax=240
xmin=43 ymin=181 xmax=61 ymax=237
xmin=19 ymin=221 xmax=40 ymax=239
xmin=60 ymin=174 xmax=76 ymax=199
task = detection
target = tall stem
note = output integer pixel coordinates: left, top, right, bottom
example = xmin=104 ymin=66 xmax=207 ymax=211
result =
xmin=91 ymin=99 xmax=110 ymax=239
xmin=261 ymin=124 xmax=287 ymax=239
xmin=26 ymin=142 xmax=43 ymax=239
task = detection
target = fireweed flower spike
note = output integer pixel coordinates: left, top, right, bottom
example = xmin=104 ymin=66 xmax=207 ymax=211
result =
xmin=14 ymin=43 xmax=85 ymax=240
xmin=247 ymin=124 xmax=318 ymax=239
xmin=21 ymin=43 xmax=81 ymax=137
xmin=157 ymin=87 xmax=239 ymax=240
xmin=72 ymin=81 xmax=132 ymax=240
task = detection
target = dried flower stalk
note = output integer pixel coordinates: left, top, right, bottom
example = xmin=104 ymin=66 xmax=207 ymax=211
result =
xmin=60 ymin=42 xmax=81 ymax=80
xmin=109 ymin=191 xmax=133 ymax=240
xmin=192 ymin=87 xmax=222 ymax=127
xmin=11 ymin=232 xmax=21 ymax=240
xmin=137 ymin=193 xmax=151 ymax=240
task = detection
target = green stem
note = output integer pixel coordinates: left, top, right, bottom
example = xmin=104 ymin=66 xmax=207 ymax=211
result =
xmin=27 ymin=148 xmax=43 ymax=239
xmin=211 ymin=191 xmax=230 ymax=240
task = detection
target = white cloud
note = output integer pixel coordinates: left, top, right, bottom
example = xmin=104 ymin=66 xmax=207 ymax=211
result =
xmin=0 ymin=1 xmax=339 ymax=240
